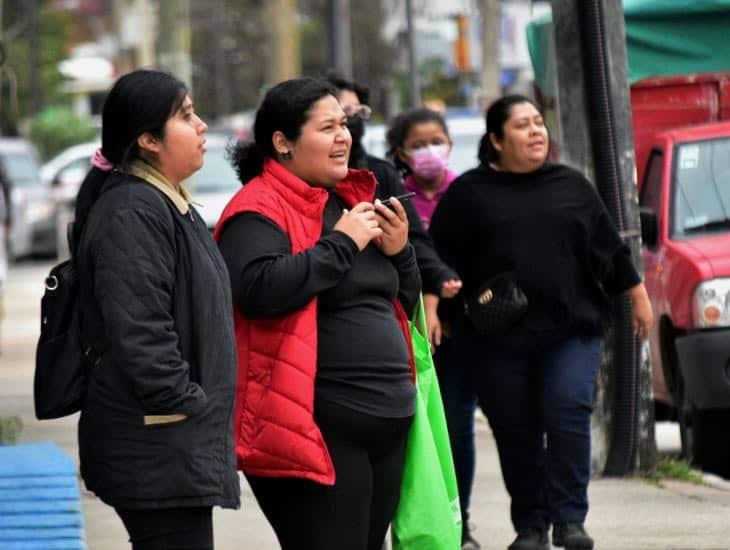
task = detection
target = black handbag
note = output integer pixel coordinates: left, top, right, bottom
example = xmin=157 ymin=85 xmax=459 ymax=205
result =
xmin=34 ymin=257 xmax=95 ymax=419
xmin=464 ymin=272 xmax=528 ymax=335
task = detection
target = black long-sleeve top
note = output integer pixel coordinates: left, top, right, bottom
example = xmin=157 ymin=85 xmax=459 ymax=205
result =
xmin=218 ymin=191 xmax=420 ymax=418
xmin=429 ymin=162 xmax=641 ymax=348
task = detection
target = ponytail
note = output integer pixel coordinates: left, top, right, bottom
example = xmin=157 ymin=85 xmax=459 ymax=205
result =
xmin=478 ymin=133 xmax=496 ymax=166
xmin=229 ymin=140 xmax=265 ymax=185
xmin=72 ymin=167 xmax=112 ymax=253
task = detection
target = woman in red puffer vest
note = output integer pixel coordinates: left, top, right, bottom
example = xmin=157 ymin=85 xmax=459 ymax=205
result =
xmin=214 ymin=78 xmax=421 ymax=550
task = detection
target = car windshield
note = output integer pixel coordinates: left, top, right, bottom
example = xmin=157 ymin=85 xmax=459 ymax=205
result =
xmin=672 ymin=137 xmax=730 ymax=238
xmin=1 ymin=152 xmax=40 ymax=187
xmin=184 ymin=144 xmax=239 ymax=194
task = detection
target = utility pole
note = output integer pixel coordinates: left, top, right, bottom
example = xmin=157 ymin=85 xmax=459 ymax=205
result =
xmin=550 ymin=0 xmax=654 ymax=476
xmin=137 ymin=0 xmax=156 ymax=68
xmin=481 ymin=0 xmax=500 ymax=109
xmin=263 ymin=0 xmax=300 ymax=84
xmin=405 ymin=0 xmax=420 ymax=107
xmin=0 ymin=0 xmax=25 ymax=133
xmin=157 ymin=0 xmax=192 ymax=89
xmin=209 ymin=0 xmax=232 ymax=118
xmin=27 ymin=0 xmax=41 ymax=114
xmin=327 ymin=0 xmax=352 ymax=78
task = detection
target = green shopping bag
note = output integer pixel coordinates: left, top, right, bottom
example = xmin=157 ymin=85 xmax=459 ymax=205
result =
xmin=392 ymin=296 xmax=462 ymax=550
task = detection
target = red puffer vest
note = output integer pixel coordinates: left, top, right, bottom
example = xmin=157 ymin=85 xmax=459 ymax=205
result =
xmin=214 ymin=159 xmax=415 ymax=485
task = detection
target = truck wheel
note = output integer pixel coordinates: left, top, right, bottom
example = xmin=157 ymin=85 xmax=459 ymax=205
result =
xmin=692 ymin=408 xmax=730 ymax=479
xmin=675 ymin=376 xmax=694 ymax=462
xmin=661 ymin=328 xmax=693 ymax=460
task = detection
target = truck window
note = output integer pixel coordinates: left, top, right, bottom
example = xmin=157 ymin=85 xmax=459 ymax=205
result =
xmin=640 ymin=150 xmax=663 ymax=217
xmin=671 ymin=137 xmax=730 ymax=238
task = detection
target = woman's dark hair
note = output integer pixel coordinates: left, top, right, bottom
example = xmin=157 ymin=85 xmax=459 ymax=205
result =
xmin=478 ymin=94 xmax=540 ymax=165
xmin=385 ymin=107 xmax=450 ymax=174
xmin=325 ymin=70 xmax=370 ymax=105
xmin=74 ymin=70 xmax=187 ymax=246
xmin=230 ymin=78 xmax=338 ymax=184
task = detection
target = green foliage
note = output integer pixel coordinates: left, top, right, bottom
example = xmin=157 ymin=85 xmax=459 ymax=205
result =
xmin=420 ymin=58 xmax=463 ymax=107
xmin=28 ymin=107 xmax=96 ymax=160
xmin=0 ymin=416 xmax=23 ymax=445
xmin=3 ymin=3 xmax=75 ymax=131
xmin=645 ymin=457 xmax=704 ymax=486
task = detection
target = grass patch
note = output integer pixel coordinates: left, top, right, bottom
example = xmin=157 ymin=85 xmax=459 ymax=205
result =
xmin=644 ymin=457 xmax=704 ymax=486
xmin=0 ymin=416 xmax=23 ymax=444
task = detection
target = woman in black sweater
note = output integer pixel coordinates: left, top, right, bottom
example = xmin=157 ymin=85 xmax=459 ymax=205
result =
xmin=429 ymin=95 xmax=653 ymax=550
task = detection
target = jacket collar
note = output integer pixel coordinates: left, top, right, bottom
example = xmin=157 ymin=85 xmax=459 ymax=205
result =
xmin=128 ymin=159 xmax=193 ymax=214
xmin=262 ymin=159 xmax=377 ymax=214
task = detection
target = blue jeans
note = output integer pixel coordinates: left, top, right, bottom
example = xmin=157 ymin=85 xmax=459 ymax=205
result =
xmin=434 ymin=337 xmax=478 ymax=521
xmin=454 ymin=333 xmax=601 ymax=532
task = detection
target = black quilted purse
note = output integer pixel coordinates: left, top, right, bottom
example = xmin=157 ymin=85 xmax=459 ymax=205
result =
xmin=464 ymin=272 xmax=528 ymax=335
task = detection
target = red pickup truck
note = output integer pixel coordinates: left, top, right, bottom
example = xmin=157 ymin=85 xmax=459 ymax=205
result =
xmin=635 ymin=74 xmax=730 ymax=475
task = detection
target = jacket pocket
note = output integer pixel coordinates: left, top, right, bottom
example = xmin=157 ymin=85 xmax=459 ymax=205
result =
xmin=143 ymin=413 xmax=188 ymax=426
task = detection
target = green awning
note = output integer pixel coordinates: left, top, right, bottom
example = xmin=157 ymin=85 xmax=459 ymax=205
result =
xmin=527 ymin=0 xmax=730 ymax=93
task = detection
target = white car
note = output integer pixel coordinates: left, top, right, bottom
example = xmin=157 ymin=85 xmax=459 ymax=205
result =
xmin=1 ymin=138 xmax=57 ymax=259
xmin=362 ymin=114 xmax=485 ymax=176
xmin=48 ymin=134 xmax=241 ymax=259
xmin=181 ymin=133 xmax=241 ymax=230
xmin=41 ymin=140 xmax=99 ymax=206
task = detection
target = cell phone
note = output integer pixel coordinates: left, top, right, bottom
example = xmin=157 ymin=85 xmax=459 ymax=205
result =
xmin=381 ymin=192 xmax=416 ymax=208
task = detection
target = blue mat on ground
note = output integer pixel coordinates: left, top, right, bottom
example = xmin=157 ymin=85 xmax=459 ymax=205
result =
xmin=0 ymin=443 xmax=85 ymax=549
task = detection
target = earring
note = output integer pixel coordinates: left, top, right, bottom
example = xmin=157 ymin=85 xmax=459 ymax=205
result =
xmin=281 ymin=150 xmax=293 ymax=160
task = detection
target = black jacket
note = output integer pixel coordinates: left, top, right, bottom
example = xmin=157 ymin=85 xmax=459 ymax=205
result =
xmin=76 ymin=172 xmax=239 ymax=510
xmin=364 ymin=153 xmax=458 ymax=294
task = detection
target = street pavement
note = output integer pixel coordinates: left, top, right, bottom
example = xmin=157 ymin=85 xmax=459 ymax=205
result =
xmin=2 ymin=260 xmax=730 ymax=550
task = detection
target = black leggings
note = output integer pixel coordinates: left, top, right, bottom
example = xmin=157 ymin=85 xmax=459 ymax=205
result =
xmin=115 ymin=506 xmax=213 ymax=550
xmin=246 ymin=399 xmax=413 ymax=550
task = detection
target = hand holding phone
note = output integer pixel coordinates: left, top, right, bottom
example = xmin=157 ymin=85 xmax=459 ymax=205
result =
xmin=381 ymin=192 xmax=416 ymax=209
xmin=374 ymin=194 xmax=410 ymax=256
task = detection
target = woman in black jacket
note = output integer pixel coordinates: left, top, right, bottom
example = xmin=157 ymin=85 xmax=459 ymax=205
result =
xmin=74 ymin=70 xmax=239 ymax=549
xmin=430 ymin=95 xmax=653 ymax=550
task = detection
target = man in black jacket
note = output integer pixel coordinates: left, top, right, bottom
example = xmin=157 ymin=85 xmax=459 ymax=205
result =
xmin=326 ymin=73 xmax=461 ymax=309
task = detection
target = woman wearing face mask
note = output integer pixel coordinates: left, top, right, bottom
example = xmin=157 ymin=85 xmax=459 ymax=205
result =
xmin=215 ymin=78 xmax=420 ymax=550
xmin=387 ymin=108 xmax=456 ymax=231
xmin=387 ymin=108 xmax=481 ymax=550
xmin=430 ymin=95 xmax=653 ymax=550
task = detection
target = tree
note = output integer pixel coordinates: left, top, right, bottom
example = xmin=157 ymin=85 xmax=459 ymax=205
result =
xmin=190 ymin=0 xmax=268 ymax=121
xmin=299 ymin=0 xmax=396 ymax=118
xmin=1 ymin=0 xmax=74 ymax=134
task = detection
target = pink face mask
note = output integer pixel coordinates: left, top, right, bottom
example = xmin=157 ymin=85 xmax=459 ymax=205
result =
xmin=408 ymin=144 xmax=450 ymax=181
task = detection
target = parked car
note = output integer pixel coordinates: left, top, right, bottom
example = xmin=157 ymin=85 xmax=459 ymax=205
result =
xmin=41 ymin=141 xmax=98 ymax=259
xmin=362 ymin=113 xmax=485 ymax=176
xmin=49 ymin=133 xmax=240 ymax=259
xmin=639 ymin=121 xmax=730 ymax=475
xmin=181 ymin=132 xmax=241 ymax=230
xmin=0 ymin=138 xmax=57 ymax=260
xmin=41 ymin=140 xmax=98 ymax=204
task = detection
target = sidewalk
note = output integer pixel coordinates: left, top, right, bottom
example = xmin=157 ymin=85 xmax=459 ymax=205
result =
xmin=2 ymin=261 xmax=730 ymax=550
